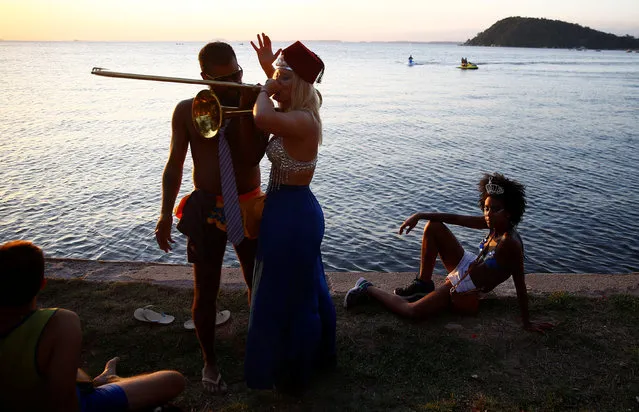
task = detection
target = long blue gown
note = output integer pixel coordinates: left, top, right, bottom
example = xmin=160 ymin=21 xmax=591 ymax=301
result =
xmin=245 ymin=184 xmax=336 ymax=392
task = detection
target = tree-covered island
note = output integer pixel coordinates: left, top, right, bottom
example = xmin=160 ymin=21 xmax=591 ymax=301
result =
xmin=465 ymin=17 xmax=639 ymax=50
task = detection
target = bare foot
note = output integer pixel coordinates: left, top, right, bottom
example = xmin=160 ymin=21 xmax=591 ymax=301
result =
xmin=93 ymin=357 xmax=120 ymax=386
xmin=202 ymin=364 xmax=227 ymax=395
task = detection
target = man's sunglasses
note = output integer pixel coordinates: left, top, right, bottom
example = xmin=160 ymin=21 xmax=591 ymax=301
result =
xmin=204 ymin=65 xmax=243 ymax=82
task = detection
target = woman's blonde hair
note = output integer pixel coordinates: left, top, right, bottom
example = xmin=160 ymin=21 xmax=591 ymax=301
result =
xmin=286 ymin=71 xmax=323 ymax=144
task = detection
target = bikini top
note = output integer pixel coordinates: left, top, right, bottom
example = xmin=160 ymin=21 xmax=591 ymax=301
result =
xmin=266 ymin=136 xmax=317 ymax=192
xmin=478 ymin=234 xmax=502 ymax=269
xmin=451 ymin=230 xmax=519 ymax=294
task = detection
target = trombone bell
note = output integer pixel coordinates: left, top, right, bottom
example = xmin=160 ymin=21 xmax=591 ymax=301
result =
xmin=192 ymin=90 xmax=223 ymax=138
xmin=192 ymin=89 xmax=254 ymax=138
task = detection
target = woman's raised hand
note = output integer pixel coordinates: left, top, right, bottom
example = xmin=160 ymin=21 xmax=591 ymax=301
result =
xmin=399 ymin=214 xmax=422 ymax=235
xmin=251 ymin=33 xmax=281 ymax=78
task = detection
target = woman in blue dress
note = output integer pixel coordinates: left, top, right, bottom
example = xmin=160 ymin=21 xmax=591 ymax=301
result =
xmin=245 ymin=34 xmax=336 ymax=393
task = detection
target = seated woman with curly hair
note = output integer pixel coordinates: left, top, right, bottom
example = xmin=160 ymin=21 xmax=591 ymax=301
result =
xmin=345 ymin=172 xmax=552 ymax=333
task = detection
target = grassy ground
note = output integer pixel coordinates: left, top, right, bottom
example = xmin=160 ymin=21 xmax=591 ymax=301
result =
xmin=39 ymin=279 xmax=639 ymax=412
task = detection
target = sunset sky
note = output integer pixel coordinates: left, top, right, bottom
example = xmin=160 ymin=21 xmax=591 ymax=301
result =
xmin=1 ymin=0 xmax=638 ymax=42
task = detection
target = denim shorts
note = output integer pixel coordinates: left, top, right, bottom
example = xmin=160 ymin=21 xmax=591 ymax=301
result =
xmin=446 ymin=251 xmax=478 ymax=293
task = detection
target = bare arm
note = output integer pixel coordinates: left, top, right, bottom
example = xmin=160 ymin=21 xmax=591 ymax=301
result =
xmin=510 ymin=245 xmax=531 ymax=326
xmin=399 ymin=212 xmax=487 ymax=235
xmin=39 ymin=309 xmax=82 ymax=412
xmin=155 ymin=100 xmax=190 ymax=252
xmin=507 ymin=242 xmax=553 ymax=333
xmin=253 ymin=85 xmax=316 ymax=141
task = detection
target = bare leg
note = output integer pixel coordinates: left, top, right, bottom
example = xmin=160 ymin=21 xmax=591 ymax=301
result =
xmin=367 ymin=282 xmax=453 ymax=319
xmin=93 ymin=356 xmax=120 ymax=386
xmin=418 ymin=221 xmax=466 ymax=282
xmin=110 ymin=370 xmax=185 ymax=411
xmin=233 ymin=237 xmax=258 ymax=304
xmin=192 ymin=227 xmax=227 ymax=394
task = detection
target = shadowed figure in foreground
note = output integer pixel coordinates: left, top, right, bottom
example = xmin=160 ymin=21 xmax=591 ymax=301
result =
xmin=0 ymin=240 xmax=185 ymax=411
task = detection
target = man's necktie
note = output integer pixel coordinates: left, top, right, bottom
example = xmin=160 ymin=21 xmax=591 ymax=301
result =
xmin=218 ymin=122 xmax=245 ymax=245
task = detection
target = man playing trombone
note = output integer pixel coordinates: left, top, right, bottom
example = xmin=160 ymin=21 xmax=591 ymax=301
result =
xmin=154 ymin=42 xmax=268 ymax=394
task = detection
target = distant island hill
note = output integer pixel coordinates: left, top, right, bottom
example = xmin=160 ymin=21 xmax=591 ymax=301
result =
xmin=465 ymin=17 xmax=639 ymax=50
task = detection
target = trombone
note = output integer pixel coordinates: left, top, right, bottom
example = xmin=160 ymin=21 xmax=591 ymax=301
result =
xmin=91 ymin=67 xmax=260 ymax=138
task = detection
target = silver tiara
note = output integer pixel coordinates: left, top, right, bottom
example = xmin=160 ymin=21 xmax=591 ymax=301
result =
xmin=485 ymin=177 xmax=504 ymax=195
xmin=274 ymin=56 xmax=292 ymax=71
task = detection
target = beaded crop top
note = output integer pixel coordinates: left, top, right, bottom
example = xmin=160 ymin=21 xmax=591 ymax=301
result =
xmin=266 ymin=136 xmax=317 ymax=192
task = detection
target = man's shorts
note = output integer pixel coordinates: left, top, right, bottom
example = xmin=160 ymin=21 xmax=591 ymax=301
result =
xmin=77 ymin=383 xmax=128 ymax=412
xmin=175 ymin=187 xmax=265 ymax=263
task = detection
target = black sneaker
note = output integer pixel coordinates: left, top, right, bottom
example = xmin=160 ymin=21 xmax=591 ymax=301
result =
xmin=393 ymin=278 xmax=435 ymax=301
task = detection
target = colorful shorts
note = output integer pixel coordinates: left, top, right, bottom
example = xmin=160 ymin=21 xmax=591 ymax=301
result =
xmin=175 ymin=187 xmax=266 ymax=263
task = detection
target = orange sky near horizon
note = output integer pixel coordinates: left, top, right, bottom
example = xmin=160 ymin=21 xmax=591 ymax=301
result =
xmin=1 ymin=0 xmax=638 ymax=42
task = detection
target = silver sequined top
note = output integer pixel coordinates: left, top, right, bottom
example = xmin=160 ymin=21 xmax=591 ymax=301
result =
xmin=266 ymin=136 xmax=317 ymax=192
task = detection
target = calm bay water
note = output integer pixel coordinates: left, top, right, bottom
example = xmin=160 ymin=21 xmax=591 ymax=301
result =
xmin=1 ymin=41 xmax=638 ymax=274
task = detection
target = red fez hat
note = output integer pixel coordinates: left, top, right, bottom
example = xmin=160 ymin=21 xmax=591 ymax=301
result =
xmin=281 ymin=41 xmax=325 ymax=84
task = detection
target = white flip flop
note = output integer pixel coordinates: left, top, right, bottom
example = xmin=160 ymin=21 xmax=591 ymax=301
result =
xmin=133 ymin=305 xmax=175 ymax=325
xmin=216 ymin=310 xmax=231 ymax=326
xmin=183 ymin=310 xmax=231 ymax=330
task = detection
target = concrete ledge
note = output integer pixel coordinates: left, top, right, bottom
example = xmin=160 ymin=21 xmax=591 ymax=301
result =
xmin=45 ymin=258 xmax=639 ymax=298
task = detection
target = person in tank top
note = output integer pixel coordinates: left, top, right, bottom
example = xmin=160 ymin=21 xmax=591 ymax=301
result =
xmin=0 ymin=240 xmax=185 ymax=411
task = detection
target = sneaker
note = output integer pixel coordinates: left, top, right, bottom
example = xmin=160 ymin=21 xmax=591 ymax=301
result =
xmin=393 ymin=278 xmax=435 ymax=302
xmin=344 ymin=277 xmax=373 ymax=309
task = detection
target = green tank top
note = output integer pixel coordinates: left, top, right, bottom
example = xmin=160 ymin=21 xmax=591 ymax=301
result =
xmin=0 ymin=308 xmax=58 ymax=411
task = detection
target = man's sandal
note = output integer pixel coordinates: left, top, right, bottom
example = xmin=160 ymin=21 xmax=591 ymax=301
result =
xmin=183 ymin=310 xmax=231 ymax=329
xmin=201 ymin=369 xmax=228 ymax=395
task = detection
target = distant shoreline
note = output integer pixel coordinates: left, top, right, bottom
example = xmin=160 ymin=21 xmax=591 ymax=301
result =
xmin=1 ymin=39 xmax=464 ymax=44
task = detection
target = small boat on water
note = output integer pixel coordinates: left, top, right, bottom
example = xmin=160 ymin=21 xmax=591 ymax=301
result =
xmin=457 ymin=63 xmax=478 ymax=70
